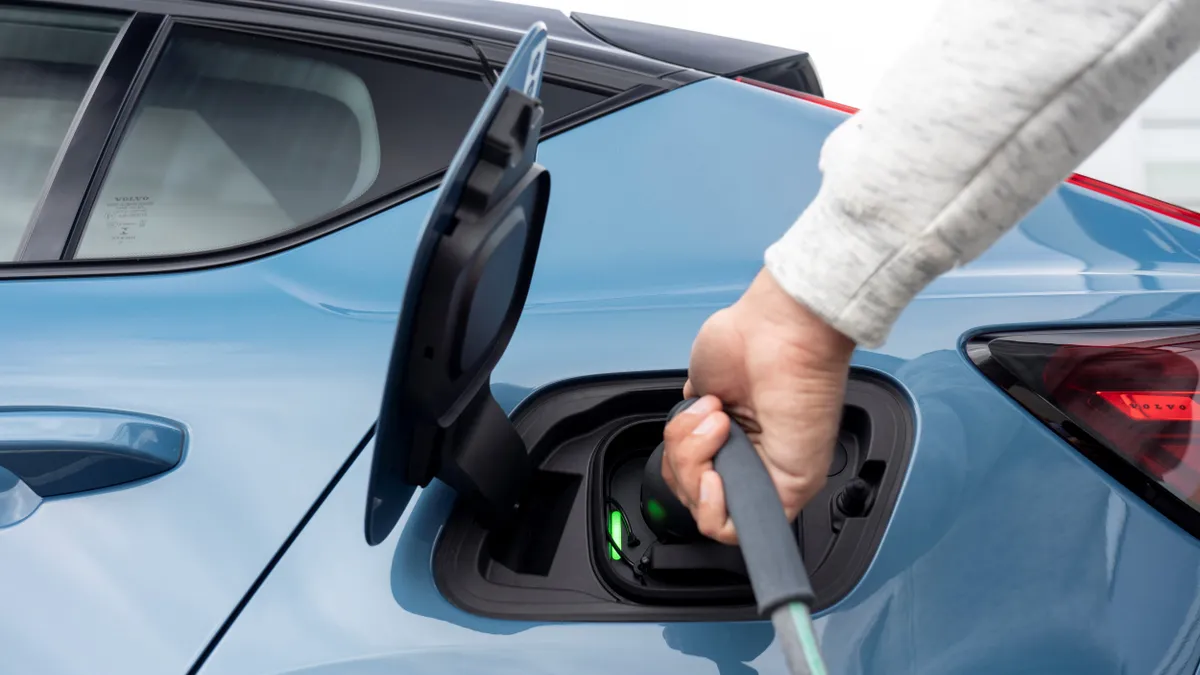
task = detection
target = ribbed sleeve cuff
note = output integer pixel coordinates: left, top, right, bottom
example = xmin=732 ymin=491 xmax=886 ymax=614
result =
xmin=763 ymin=198 xmax=952 ymax=350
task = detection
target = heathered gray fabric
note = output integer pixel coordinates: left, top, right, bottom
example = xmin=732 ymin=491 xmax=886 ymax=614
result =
xmin=764 ymin=0 xmax=1200 ymax=348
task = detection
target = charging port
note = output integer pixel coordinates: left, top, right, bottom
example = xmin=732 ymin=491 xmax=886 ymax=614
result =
xmin=432 ymin=372 xmax=913 ymax=621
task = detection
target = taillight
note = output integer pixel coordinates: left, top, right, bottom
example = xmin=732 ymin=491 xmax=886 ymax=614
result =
xmin=969 ymin=327 xmax=1200 ymax=535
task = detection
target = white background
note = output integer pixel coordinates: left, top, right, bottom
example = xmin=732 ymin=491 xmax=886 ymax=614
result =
xmin=520 ymin=0 xmax=1200 ymax=211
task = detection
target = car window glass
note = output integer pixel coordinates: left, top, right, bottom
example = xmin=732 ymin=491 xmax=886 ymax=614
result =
xmin=539 ymin=81 xmax=607 ymax=122
xmin=489 ymin=69 xmax=609 ymax=123
xmin=0 ymin=6 xmax=124 ymax=261
xmin=74 ymin=28 xmax=487 ymax=260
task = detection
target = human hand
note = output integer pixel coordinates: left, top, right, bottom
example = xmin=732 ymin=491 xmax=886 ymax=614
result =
xmin=661 ymin=269 xmax=855 ymax=544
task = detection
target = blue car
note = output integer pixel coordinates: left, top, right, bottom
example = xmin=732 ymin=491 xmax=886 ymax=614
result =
xmin=4 ymin=1 xmax=1200 ymax=673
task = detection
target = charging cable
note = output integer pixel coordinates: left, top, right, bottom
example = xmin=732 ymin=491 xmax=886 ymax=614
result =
xmin=677 ymin=398 xmax=829 ymax=675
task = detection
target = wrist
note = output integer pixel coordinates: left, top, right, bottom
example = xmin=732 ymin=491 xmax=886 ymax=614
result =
xmin=739 ymin=269 xmax=856 ymax=367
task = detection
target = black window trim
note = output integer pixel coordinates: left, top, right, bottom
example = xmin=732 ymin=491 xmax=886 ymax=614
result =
xmin=16 ymin=10 xmax=166 ymax=262
xmin=0 ymin=0 xmax=676 ymax=280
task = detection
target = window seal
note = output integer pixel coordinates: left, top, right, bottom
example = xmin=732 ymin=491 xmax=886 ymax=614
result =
xmin=17 ymin=12 xmax=166 ymax=262
xmin=172 ymin=17 xmax=486 ymax=74
xmin=26 ymin=0 xmax=509 ymax=60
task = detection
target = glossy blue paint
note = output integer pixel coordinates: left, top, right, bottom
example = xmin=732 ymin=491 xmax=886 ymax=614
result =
xmin=0 ymin=158 xmax=431 ymax=671
xmin=192 ymin=77 xmax=1200 ymax=675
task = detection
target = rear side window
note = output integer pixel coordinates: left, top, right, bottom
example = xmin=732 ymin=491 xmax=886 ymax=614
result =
xmin=73 ymin=27 xmax=488 ymax=260
xmin=539 ymin=81 xmax=607 ymax=122
xmin=0 ymin=6 xmax=123 ymax=261
xmin=488 ymin=68 xmax=609 ymax=124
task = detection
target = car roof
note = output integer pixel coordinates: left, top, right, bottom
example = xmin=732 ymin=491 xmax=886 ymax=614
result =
xmin=364 ymin=0 xmax=608 ymax=44
xmin=259 ymin=0 xmax=688 ymax=79
xmin=259 ymin=0 xmax=821 ymax=90
xmin=278 ymin=0 xmax=617 ymax=50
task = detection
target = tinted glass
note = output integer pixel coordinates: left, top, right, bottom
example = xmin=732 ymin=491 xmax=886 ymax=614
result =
xmin=0 ymin=6 xmax=123 ymax=260
xmin=490 ymin=70 xmax=609 ymax=124
xmin=539 ymin=81 xmax=607 ymax=122
xmin=75 ymin=28 xmax=487 ymax=259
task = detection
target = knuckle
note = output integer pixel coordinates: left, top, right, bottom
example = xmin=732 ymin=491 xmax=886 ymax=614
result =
xmin=678 ymin=442 xmax=716 ymax=468
xmin=671 ymin=442 xmax=705 ymax=471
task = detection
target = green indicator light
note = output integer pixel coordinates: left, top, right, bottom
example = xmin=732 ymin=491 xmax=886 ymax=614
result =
xmin=609 ymin=509 xmax=623 ymax=560
xmin=646 ymin=498 xmax=667 ymax=523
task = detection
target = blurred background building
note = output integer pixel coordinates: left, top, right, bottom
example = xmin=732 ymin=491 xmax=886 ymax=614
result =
xmin=1080 ymin=51 xmax=1200 ymax=214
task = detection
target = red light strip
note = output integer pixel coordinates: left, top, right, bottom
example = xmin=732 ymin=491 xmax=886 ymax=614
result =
xmin=1064 ymin=174 xmax=1200 ymax=228
xmin=734 ymin=77 xmax=1200 ymax=228
xmin=734 ymin=77 xmax=861 ymax=115
xmin=1098 ymin=391 xmax=1200 ymax=421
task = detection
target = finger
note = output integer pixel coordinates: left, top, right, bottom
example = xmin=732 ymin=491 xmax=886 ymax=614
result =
xmin=682 ymin=379 xmax=696 ymax=400
xmin=696 ymin=470 xmax=737 ymax=544
xmin=662 ymin=395 xmax=721 ymax=504
xmin=663 ymin=394 xmax=720 ymax=443
xmin=661 ymin=439 xmax=681 ymax=499
xmin=670 ymin=409 xmax=730 ymax=510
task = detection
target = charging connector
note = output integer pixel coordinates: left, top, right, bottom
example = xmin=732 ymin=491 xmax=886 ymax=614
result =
xmin=670 ymin=398 xmax=829 ymax=675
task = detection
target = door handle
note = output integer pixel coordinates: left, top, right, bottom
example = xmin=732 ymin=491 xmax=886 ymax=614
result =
xmin=0 ymin=409 xmax=185 ymax=527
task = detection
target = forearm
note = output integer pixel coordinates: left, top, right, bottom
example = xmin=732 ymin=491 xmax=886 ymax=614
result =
xmin=765 ymin=0 xmax=1200 ymax=348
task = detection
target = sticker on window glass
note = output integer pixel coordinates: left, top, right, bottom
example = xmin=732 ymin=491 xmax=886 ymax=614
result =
xmin=102 ymin=195 xmax=152 ymax=244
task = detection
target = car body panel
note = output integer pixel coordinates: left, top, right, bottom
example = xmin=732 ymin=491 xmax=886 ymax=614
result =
xmin=0 ymin=5 xmax=789 ymax=671
xmin=0 ymin=178 xmax=432 ymax=673
xmin=195 ymin=78 xmax=1200 ymax=675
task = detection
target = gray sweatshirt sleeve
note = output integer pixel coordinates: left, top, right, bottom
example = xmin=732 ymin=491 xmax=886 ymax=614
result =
xmin=764 ymin=0 xmax=1200 ymax=348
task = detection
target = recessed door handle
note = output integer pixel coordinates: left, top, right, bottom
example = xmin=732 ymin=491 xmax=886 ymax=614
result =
xmin=0 ymin=409 xmax=185 ymax=528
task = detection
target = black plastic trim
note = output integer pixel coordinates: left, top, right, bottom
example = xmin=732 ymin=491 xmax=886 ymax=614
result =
xmin=967 ymin=328 xmax=1200 ymax=541
xmin=176 ymin=16 xmax=486 ymax=70
xmin=22 ymin=0 xmax=685 ymax=78
xmin=569 ymin=11 xmax=821 ymax=95
xmin=474 ymin=40 xmax=667 ymax=93
xmin=18 ymin=13 xmax=166 ymax=262
xmin=733 ymin=53 xmax=824 ymax=98
xmin=432 ymin=369 xmax=914 ymax=622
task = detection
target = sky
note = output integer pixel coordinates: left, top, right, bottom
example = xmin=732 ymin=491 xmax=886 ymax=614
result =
xmin=514 ymin=0 xmax=945 ymax=106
